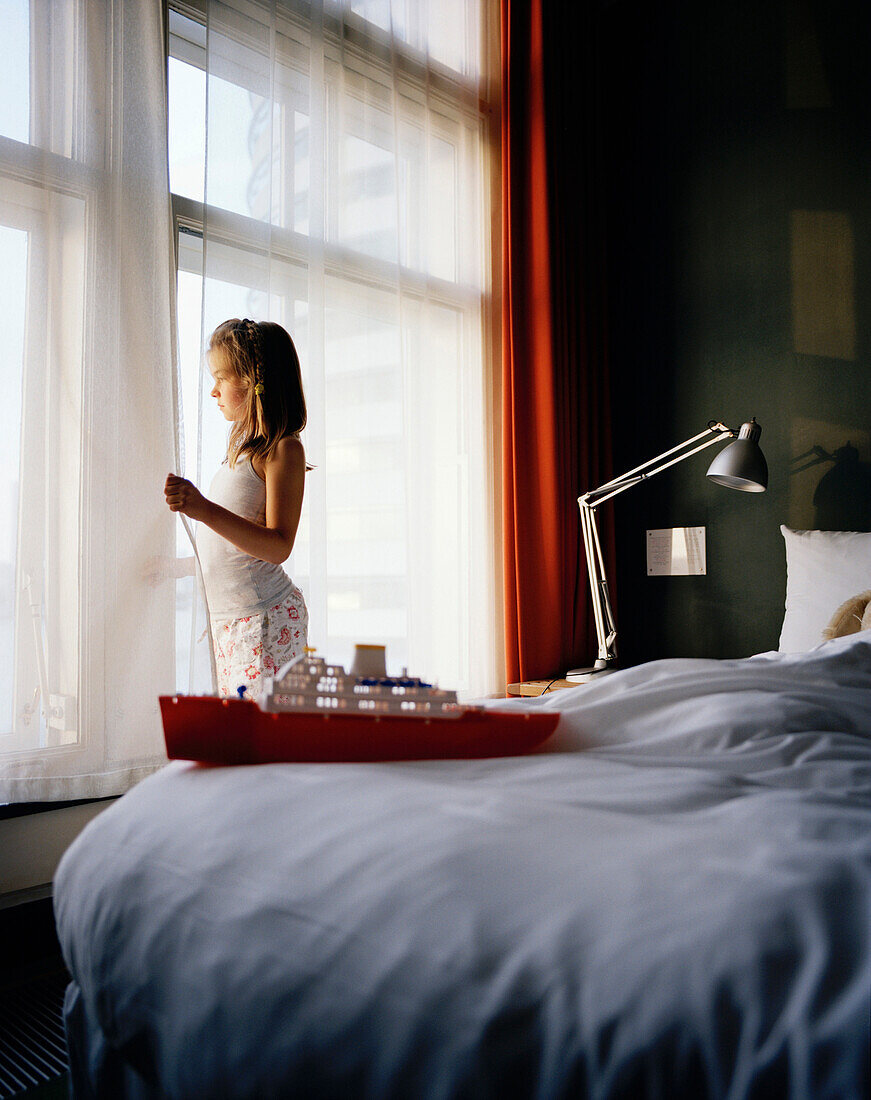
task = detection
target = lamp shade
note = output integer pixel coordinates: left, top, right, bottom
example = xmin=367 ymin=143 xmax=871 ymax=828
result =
xmin=706 ymin=418 xmax=768 ymax=492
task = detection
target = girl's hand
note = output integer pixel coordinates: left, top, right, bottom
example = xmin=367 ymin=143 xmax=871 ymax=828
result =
xmin=164 ymin=474 xmax=210 ymax=522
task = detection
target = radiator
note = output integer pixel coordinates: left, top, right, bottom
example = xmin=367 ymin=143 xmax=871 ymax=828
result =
xmin=0 ymin=969 xmax=69 ymax=1098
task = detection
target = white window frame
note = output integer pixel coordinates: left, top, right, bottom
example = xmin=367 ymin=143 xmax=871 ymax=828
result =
xmin=166 ymin=0 xmax=500 ymax=690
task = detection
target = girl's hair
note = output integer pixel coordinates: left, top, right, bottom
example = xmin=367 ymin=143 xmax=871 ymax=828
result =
xmin=209 ymin=318 xmax=307 ymax=468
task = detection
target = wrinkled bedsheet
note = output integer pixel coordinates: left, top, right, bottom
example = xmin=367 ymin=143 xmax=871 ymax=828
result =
xmin=54 ymin=634 xmax=871 ymax=1098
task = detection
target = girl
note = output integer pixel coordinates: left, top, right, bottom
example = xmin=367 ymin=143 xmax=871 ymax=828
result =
xmin=165 ymin=318 xmax=309 ymax=699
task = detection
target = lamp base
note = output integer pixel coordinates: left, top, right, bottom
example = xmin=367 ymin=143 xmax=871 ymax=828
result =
xmin=564 ymin=659 xmax=615 ymax=684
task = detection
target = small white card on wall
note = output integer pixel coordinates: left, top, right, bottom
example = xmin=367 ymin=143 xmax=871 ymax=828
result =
xmin=647 ymin=527 xmax=706 ymax=575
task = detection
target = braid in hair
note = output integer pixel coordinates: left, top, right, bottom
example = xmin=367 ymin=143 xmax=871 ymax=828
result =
xmin=234 ymin=318 xmax=265 ymax=440
xmin=239 ymin=319 xmax=265 ymax=397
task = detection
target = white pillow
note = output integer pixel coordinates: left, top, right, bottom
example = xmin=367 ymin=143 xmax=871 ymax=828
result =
xmin=779 ymin=526 xmax=871 ymax=652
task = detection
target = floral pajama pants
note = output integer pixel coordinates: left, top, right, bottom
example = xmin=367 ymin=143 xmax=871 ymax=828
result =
xmin=211 ymin=588 xmax=308 ymax=700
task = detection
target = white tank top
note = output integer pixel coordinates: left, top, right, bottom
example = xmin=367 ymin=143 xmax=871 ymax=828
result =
xmin=197 ymin=457 xmax=296 ymax=618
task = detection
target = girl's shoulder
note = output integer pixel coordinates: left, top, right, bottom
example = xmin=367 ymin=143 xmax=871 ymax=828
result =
xmin=268 ymin=434 xmax=305 ymax=468
xmin=273 ymin=433 xmax=304 ymax=457
xmin=252 ymin=434 xmax=305 ymax=480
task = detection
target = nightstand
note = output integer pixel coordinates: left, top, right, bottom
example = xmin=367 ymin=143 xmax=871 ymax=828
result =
xmin=506 ymin=679 xmax=580 ymax=697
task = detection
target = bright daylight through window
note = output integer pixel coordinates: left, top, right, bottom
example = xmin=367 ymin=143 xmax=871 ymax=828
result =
xmin=0 ymin=4 xmax=30 ymax=743
xmin=168 ymin=0 xmax=496 ymax=697
xmin=0 ymin=0 xmax=495 ymax=777
xmin=1 ymin=1 xmax=84 ymax=756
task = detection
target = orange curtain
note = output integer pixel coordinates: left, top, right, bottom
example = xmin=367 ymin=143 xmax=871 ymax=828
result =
xmin=501 ymin=0 xmax=613 ymax=683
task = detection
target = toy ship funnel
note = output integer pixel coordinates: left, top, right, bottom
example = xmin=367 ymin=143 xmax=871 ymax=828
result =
xmin=349 ymin=644 xmax=387 ymax=679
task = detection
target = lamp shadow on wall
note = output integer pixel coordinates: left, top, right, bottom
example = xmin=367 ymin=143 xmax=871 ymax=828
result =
xmin=790 ymin=433 xmax=871 ymax=532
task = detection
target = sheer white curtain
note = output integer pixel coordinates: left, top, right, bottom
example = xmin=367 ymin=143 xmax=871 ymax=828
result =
xmin=0 ymin=1 xmax=179 ymax=801
xmin=172 ymin=0 xmax=501 ymax=698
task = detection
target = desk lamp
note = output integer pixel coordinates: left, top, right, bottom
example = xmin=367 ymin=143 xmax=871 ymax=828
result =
xmin=567 ymin=418 xmax=767 ymax=681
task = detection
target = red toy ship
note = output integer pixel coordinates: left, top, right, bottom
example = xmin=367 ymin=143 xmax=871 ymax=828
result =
xmin=160 ymin=646 xmax=559 ymax=765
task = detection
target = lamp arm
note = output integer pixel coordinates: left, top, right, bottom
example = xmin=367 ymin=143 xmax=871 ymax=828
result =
xmin=587 ymin=424 xmax=721 ymax=495
xmin=583 ymin=430 xmax=732 ymax=509
xmin=580 ymin=502 xmax=617 ymax=665
xmin=575 ymin=419 xmax=734 ymax=672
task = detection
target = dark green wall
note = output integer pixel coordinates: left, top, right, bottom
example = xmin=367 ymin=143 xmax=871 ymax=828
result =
xmin=599 ymin=0 xmax=871 ymax=665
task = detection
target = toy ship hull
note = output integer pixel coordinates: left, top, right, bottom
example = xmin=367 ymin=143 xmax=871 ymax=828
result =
xmin=159 ymin=695 xmax=559 ymax=764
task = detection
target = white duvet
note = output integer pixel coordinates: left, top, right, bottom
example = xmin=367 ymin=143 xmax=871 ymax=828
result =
xmin=55 ymin=633 xmax=871 ymax=1098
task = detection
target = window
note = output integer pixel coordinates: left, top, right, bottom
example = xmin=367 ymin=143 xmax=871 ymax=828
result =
xmin=1 ymin=0 xmax=177 ymax=797
xmin=0 ymin=2 xmax=89 ymax=754
xmin=168 ymin=1 xmax=497 ymax=694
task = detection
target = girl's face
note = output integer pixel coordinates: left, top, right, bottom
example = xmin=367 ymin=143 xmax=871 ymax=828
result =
xmin=209 ymin=352 xmax=246 ymax=422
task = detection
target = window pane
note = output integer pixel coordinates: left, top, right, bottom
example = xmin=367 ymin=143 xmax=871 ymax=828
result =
xmin=207 ymin=74 xmax=271 ymax=219
xmin=0 ymin=227 xmax=27 ymax=735
xmin=0 ymin=1 xmax=30 ymax=143
xmin=0 ymin=189 xmax=84 ymax=749
xmin=425 ymin=0 xmax=471 ymax=75
xmin=349 ymin=0 xmax=479 ymax=77
xmin=395 ymin=120 xmax=459 ymax=280
xmin=324 ymin=289 xmax=407 ymax=665
xmin=293 ymin=109 xmax=310 ymax=235
xmin=427 ymin=135 xmax=457 ymax=281
xmin=168 ymin=58 xmax=206 ymax=204
xmin=338 ymin=127 xmax=398 ymax=263
xmin=0 ymin=2 xmax=76 ymax=158
xmin=169 ymin=53 xmax=289 ymax=227
xmin=174 ymin=266 xmax=205 ymax=694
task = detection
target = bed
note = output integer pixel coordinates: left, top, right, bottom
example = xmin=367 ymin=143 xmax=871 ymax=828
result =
xmin=54 ymin=631 xmax=871 ymax=1098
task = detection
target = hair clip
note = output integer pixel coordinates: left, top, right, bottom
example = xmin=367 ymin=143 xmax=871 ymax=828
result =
xmin=254 ymin=382 xmax=265 ymax=396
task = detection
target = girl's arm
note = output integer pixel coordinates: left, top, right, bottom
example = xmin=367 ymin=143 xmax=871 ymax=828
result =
xmin=164 ymin=437 xmax=305 ymax=565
